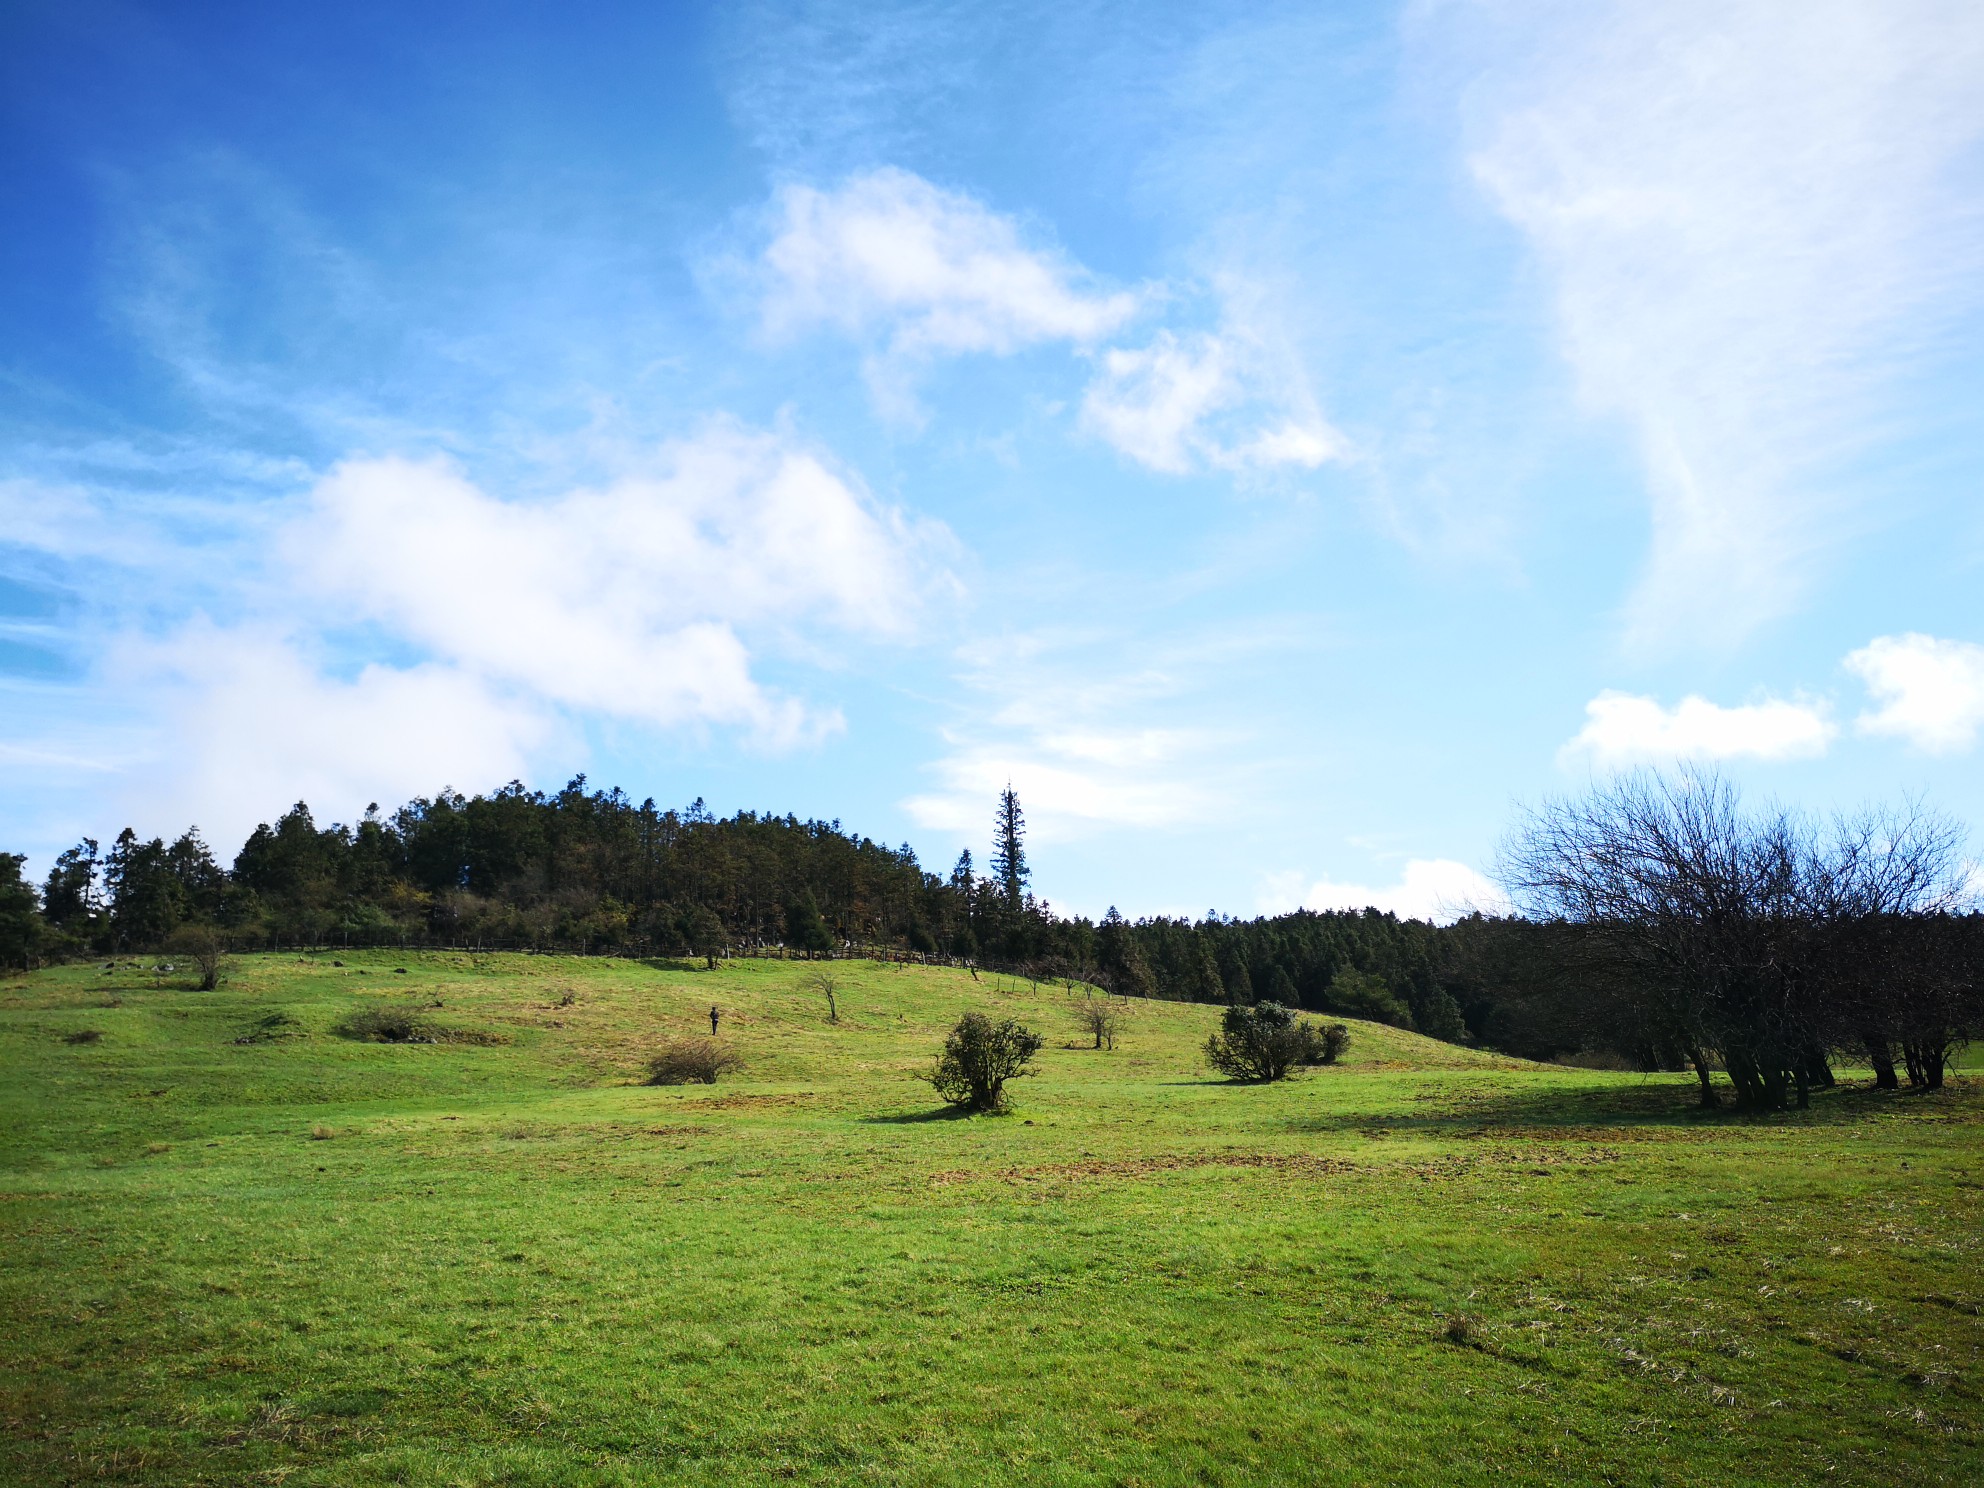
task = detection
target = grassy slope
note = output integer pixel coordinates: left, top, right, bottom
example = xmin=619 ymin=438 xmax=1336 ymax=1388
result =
xmin=0 ymin=951 xmax=1978 ymax=1487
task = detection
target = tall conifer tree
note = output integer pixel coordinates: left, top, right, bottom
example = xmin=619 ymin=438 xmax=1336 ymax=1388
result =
xmin=990 ymin=786 xmax=1029 ymax=911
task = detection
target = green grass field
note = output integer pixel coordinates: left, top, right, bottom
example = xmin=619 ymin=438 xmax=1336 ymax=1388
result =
xmin=3 ymin=952 xmax=1979 ymax=1486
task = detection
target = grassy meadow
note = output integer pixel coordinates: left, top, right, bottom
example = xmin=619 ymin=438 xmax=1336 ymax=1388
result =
xmin=2 ymin=951 xmax=1980 ymax=1486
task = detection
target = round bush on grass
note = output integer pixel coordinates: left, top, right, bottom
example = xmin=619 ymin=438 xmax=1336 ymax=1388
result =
xmin=646 ymin=1038 xmax=743 ymax=1085
xmin=924 ymin=1012 xmax=1042 ymax=1112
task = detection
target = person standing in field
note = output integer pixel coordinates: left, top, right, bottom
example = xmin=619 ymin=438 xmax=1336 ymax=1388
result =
xmin=709 ymin=1005 xmax=720 ymax=1036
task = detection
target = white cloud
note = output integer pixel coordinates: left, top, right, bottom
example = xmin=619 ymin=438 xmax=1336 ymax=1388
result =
xmin=755 ymin=167 xmax=1138 ymax=410
xmin=1560 ymin=689 xmax=1835 ymax=767
xmin=1459 ymin=0 xmax=1984 ymax=645
xmin=1079 ymin=329 xmax=1345 ymax=476
xmin=3 ymin=420 xmax=956 ymax=859
xmin=288 ymin=423 xmax=948 ymax=749
xmin=1846 ymin=632 xmax=1984 ymax=752
xmin=1259 ymin=859 xmax=1509 ymax=924
xmin=107 ymin=623 xmax=555 ymax=852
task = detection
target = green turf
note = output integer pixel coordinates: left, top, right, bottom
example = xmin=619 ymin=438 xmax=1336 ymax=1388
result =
xmin=2 ymin=951 xmax=1978 ymax=1486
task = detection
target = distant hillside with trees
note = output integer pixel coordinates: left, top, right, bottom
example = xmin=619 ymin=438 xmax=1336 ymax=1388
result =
xmin=5 ymin=767 xmax=1979 ymax=1108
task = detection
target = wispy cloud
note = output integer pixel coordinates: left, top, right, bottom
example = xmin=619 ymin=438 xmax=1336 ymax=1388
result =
xmin=751 ymin=167 xmax=1138 ymax=415
xmin=901 ymin=625 xmax=1269 ymax=843
xmin=1846 ymin=632 xmax=1984 ymax=753
xmin=1560 ymin=689 xmax=1835 ymax=767
xmin=1458 ymin=0 xmax=1984 ymax=647
xmin=742 ymin=166 xmax=1350 ymax=470
xmin=1080 ymin=327 xmax=1344 ymax=476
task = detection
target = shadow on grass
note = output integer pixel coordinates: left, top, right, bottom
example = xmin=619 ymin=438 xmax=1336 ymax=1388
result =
xmin=1285 ymin=1076 xmax=1971 ymax=1137
xmin=860 ymin=1106 xmax=985 ymax=1124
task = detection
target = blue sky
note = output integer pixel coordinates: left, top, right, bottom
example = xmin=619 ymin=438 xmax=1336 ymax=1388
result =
xmin=4 ymin=0 xmax=1984 ymax=920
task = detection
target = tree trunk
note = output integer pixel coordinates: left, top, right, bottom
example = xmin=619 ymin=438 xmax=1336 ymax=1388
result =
xmin=1913 ymin=1038 xmax=1950 ymax=1090
xmin=1903 ymin=1043 xmax=1929 ymax=1088
xmin=1725 ymin=1049 xmax=1767 ymax=1109
xmin=1688 ymin=1048 xmax=1720 ymax=1109
xmin=1761 ymin=1064 xmax=1790 ymax=1111
xmin=1863 ymin=1035 xmax=1899 ymax=1090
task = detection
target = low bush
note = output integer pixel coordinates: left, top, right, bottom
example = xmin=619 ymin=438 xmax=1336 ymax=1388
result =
xmin=1204 ymin=1001 xmax=1348 ymax=1082
xmin=925 ymin=1012 xmax=1042 ymax=1112
xmin=335 ymin=1006 xmax=438 ymax=1043
xmin=234 ymin=1011 xmax=305 ymax=1044
xmin=63 ymin=1029 xmax=102 ymax=1045
xmin=646 ymin=1038 xmax=743 ymax=1085
xmin=336 ymin=1006 xmax=504 ymax=1046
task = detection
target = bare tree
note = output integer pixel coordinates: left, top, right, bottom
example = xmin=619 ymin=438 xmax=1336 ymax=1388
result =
xmin=806 ymin=967 xmax=840 ymax=1023
xmin=166 ymin=922 xmax=227 ymax=992
xmin=1075 ymin=996 xmax=1122 ymax=1050
xmin=1498 ymin=769 xmax=1971 ymax=1110
xmin=1801 ymin=802 xmax=1971 ymax=1089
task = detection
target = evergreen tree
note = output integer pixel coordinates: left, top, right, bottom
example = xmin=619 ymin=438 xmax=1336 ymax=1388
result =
xmin=784 ymin=890 xmax=834 ymax=953
xmin=0 ymin=853 xmax=44 ymax=970
xmin=990 ymin=786 xmax=1029 ymax=912
xmin=42 ymin=839 xmax=99 ymax=930
xmin=1267 ymin=964 xmax=1301 ymax=1007
xmin=1222 ymin=958 xmax=1254 ymax=1006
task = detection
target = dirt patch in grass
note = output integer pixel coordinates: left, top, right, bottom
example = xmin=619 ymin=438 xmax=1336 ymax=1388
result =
xmin=680 ymin=1091 xmax=819 ymax=1110
xmin=931 ymin=1152 xmax=1362 ymax=1187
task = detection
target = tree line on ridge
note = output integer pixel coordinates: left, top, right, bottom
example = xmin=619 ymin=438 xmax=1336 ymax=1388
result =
xmin=3 ymin=768 xmax=1978 ymax=1109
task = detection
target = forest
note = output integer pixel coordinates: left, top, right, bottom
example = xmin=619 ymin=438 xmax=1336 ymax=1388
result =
xmin=4 ymin=769 xmax=1979 ymax=1110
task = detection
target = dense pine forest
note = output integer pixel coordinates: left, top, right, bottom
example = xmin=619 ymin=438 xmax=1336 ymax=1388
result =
xmin=4 ymin=770 xmax=1980 ymax=1104
xmin=2 ymin=778 xmax=1486 ymax=1033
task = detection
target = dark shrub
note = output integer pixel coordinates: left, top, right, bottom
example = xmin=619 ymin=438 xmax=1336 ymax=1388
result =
xmin=234 ymin=1011 xmax=304 ymax=1045
xmin=63 ymin=1029 xmax=102 ymax=1045
xmin=336 ymin=1006 xmax=438 ymax=1043
xmin=1205 ymin=1001 xmax=1343 ymax=1082
xmin=925 ymin=1012 xmax=1042 ymax=1112
xmin=646 ymin=1038 xmax=743 ymax=1085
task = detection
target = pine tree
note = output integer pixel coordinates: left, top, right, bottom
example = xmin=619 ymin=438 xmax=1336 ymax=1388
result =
xmin=990 ymin=785 xmax=1029 ymax=912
